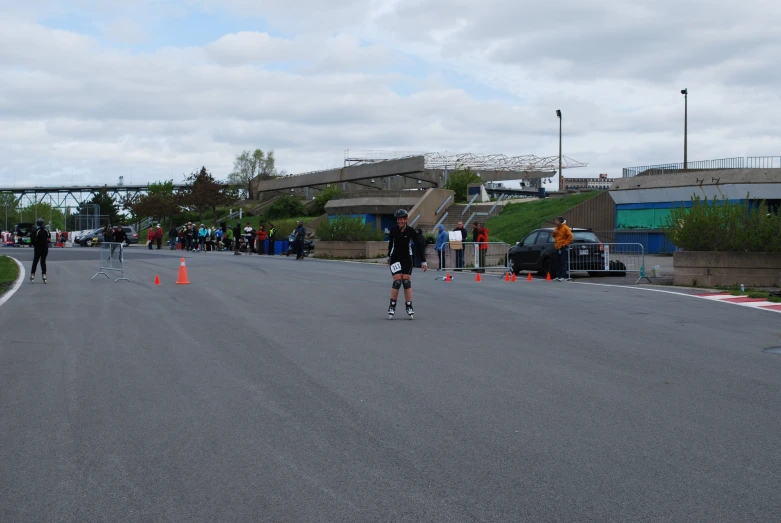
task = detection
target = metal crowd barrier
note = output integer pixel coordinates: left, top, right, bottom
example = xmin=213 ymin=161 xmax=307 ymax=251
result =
xmin=566 ymin=242 xmax=651 ymax=284
xmin=437 ymin=242 xmax=510 ymax=275
xmin=92 ymin=242 xmax=130 ymax=282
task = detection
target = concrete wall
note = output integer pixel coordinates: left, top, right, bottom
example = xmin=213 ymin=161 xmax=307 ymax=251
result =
xmin=314 ymin=241 xmax=387 ymax=259
xmin=673 ymin=251 xmax=781 ymax=287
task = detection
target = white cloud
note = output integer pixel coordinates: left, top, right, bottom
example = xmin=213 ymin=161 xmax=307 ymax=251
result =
xmin=0 ymin=0 xmax=780 ymax=191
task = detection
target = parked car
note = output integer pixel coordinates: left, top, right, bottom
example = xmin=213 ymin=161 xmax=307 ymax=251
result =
xmin=79 ymin=226 xmax=139 ymax=246
xmin=508 ymin=227 xmax=626 ymax=277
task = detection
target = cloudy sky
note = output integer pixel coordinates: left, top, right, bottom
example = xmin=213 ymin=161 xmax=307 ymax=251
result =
xmin=1 ymin=0 xmax=780 ymax=189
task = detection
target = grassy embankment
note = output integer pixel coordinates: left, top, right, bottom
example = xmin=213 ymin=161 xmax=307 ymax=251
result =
xmin=0 ymin=255 xmax=20 ymax=298
xmin=485 ymin=192 xmax=602 ymax=244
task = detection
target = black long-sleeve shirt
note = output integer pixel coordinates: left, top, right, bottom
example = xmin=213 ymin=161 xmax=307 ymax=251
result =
xmin=388 ymin=225 xmax=425 ymax=263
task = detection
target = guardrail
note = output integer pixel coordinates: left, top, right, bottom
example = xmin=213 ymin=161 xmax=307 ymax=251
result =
xmin=92 ymin=242 xmax=130 ymax=282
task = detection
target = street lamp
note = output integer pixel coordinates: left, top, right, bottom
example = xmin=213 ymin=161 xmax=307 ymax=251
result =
xmin=681 ymin=88 xmax=688 ymax=169
xmin=556 ymin=109 xmax=562 ymax=191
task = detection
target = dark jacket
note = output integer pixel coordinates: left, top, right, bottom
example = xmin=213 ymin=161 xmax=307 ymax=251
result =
xmin=294 ymin=225 xmax=306 ymax=241
xmin=32 ymin=227 xmax=50 ymax=250
xmin=454 ymin=226 xmax=467 ymax=241
xmin=113 ymin=228 xmax=128 ymax=243
xmin=169 ymin=227 xmax=177 ymax=239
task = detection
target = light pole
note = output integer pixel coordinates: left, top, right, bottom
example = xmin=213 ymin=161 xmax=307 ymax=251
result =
xmin=681 ymin=88 xmax=688 ymax=169
xmin=556 ymin=109 xmax=563 ymax=191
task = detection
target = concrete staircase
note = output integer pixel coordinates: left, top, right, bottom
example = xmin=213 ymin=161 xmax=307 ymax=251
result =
xmin=428 ymin=203 xmax=504 ymax=232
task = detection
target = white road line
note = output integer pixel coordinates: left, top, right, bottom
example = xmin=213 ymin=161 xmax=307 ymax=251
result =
xmin=0 ymin=256 xmax=25 ymax=308
xmin=573 ymin=281 xmax=781 ymax=314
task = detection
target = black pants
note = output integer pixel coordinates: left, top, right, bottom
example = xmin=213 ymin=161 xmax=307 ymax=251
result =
xmin=295 ymin=239 xmax=304 ymax=259
xmin=268 ymin=240 xmax=275 ymax=255
xmin=156 ymin=237 xmax=162 ymax=249
xmin=32 ymin=249 xmax=48 ymax=275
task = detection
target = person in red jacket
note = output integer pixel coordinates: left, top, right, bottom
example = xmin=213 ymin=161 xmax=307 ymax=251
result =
xmin=476 ymin=223 xmax=488 ymax=272
xmin=147 ymin=227 xmax=155 ymax=250
xmin=256 ymin=225 xmax=267 ymax=255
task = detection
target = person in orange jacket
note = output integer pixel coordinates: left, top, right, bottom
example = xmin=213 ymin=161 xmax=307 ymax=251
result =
xmin=552 ymin=216 xmax=573 ymax=281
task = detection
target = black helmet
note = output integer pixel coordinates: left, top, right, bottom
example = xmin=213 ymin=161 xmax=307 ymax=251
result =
xmin=35 ymin=218 xmax=44 ymax=227
xmin=394 ymin=209 xmax=408 ymax=219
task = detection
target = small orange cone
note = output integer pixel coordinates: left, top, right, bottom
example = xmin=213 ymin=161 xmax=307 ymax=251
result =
xmin=475 ymin=272 xmax=481 ymax=282
xmin=546 ymin=272 xmax=552 ymax=281
xmin=176 ymin=258 xmax=190 ymax=285
xmin=511 ymin=273 xmax=517 ymax=282
xmin=527 ymin=272 xmax=532 ymax=281
xmin=505 ymin=272 xmax=510 ymax=282
xmin=446 ymin=273 xmax=451 ymax=282
xmin=154 ymin=274 xmax=161 ymax=286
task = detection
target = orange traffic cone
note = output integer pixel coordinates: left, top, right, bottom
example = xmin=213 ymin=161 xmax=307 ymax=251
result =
xmin=527 ymin=272 xmax=532 ymax=281
xmin=511 ymin=273 xmax=517 ymax=282
xmin=505 ymin=272 xmax=510 ymax=282
xmin=475 ymin=272 xmax=481 ymax=282
xmin=546 ymin=272 xmax=552 ymax=281
xmin=176 ymin=258 xmax=190 ymax=285
xmin=446 ymin=273 xmax=451 ymax=282
xmin=154 ymin=274 xmax=161 ymax=286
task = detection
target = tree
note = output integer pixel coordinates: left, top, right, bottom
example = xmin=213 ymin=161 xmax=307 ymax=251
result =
xmin=1 ymin=192 xmax=20 ymax=231
xmin=180 ymin=167 xmax=237 ymax=225
xmin=228 ymin=149 xmax=277 ymax=200
xmin=311 ymin=186 xmax=341 ymax=216
xmin=444 ymin=167 xmax=482 ymax=202
xmin=265 ymin=195 xmax=304 ymax=219
xmin=122 ymin=180 xmax=180 ymax=226
xmin=18 ymin=202 xmax=67 ymax=231
xmin=87 ymin=188 xmax=121 ymax=225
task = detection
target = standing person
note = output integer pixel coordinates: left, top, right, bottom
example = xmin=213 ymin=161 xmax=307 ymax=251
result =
xmin=267 ymin=223 xmax=276 ymax=255
xmin=185 ymin=223 xmax=195 ymax=252
xmin=453 ymin=221 xmax=467 ymax=270
xmin=435 ymin=224 xmax=448 ymax=271
xmin=102 ymin=223 xmax=113 ymax=243
xmin=214 ymin=226 xmax=223 ymax=250
xmin=386 ymin=209 xmax=427 ymax=319
xmin=112 ymin=224 xmax=128 ymax=261
xmin=476 ymin=223 xmax=488 ymax=272
xmin=29 ymin=218 xmax=51 ymax=283
xmin=224 ymin=225 xmax=234 ymax=251
xmin=471 ymin=222 xmax=481 ymax=271
xmin=169 ymin=224 xmax=178 ymax=250
xmin=198 ymin=224 xmax=208 ymax=252
xmin=232 ymin=223 xmax=241 ymax=252
xmin=294 ymin=220 xmax=306 ymax=260
xmin=147 ymin=227 xmax=155 ymax=250
xmin=256 ymin=225 xmax=267 ymax=255
xmin=552 ymin=216 xmax=574 ymax=281
xmin=155 ymin=224 xmax=163 ymax=250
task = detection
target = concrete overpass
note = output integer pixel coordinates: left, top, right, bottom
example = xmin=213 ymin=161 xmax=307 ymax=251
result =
xmin=251 ymin=155 xmax=558 ymax=199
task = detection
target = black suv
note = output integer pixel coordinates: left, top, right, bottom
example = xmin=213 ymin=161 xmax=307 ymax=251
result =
xmin=508 ymin=227 xmax=622 ymax=276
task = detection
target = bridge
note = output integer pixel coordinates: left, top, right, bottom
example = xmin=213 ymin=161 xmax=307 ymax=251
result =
xmin=0 ymin=183 xmax=188 ymax=208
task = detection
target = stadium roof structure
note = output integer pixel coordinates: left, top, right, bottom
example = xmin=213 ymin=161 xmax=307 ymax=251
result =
xmin=343 ymin=151 xmax=587 ymax=172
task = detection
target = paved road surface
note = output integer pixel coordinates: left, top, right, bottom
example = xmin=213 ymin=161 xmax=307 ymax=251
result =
xmin=1 ymin=248 xmax=780 ymax=522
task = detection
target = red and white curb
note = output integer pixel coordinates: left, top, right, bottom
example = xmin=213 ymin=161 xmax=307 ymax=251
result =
xmin=695 ymin=293 xmax=781 ymax=314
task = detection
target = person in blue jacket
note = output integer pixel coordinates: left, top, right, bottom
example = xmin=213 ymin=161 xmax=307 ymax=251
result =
xmin=435 ymin=224 xmax=448 ymax=271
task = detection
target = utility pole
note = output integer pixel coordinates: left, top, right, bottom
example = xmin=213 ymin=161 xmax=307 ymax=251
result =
xmin=556 ymin=110 xmax=563 ymax=191
xmin=681 ymin=88 xmax=688 ymax=169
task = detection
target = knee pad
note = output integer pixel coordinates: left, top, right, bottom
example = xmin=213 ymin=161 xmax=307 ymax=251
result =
xmin=392 ymin=280 xmax=402 ymax=290
xmin=402 ymin=279 xmax=412 ymax=290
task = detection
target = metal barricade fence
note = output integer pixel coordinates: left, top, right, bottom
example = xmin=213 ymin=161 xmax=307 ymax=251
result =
xmin=437 ymin=242 xmax=510 ymax=274
xmin=566 ymin=242 xmax=651 ymax=284
xmin=92 ymin=242 xmax=130 ymax=282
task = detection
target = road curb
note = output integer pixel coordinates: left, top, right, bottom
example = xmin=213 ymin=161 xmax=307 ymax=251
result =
xmin=0 ymin=256 xmax=25 ymax=308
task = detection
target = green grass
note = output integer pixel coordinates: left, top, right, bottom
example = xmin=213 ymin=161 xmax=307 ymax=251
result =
xmin=715 ymin=285 xmax=781 ymax=303
xmin=485 ymin=192 xmax=603 ymax=244
xmin=0 ymin=255 xmax=20 ymax=297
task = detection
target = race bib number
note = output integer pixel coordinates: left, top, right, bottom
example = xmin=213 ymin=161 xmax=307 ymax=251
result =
xmin=390 ymin=262 xmax=402 ymax=273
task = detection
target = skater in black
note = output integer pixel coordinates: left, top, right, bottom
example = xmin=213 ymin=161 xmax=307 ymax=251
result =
xmin=387 ymin=209 xmax=427 ymax=319
xmin=30 ymin=218 xmax=51 ymax=283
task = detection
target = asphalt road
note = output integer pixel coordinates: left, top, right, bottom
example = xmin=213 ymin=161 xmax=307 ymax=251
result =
xmin=1 ymin=247 xmax=780 ymax=522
